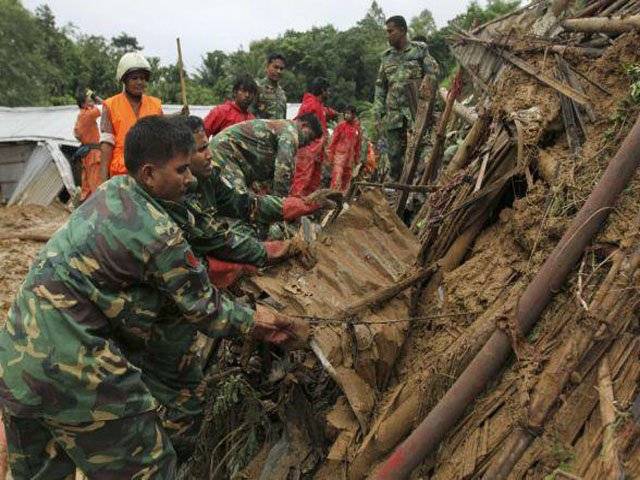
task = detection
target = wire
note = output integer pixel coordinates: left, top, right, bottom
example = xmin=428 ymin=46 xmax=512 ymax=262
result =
xmin=291 ymin=310 xmax=482 ymax=325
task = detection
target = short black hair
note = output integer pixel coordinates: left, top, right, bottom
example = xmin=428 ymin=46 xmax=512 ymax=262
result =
xmin=386 ymin=15 xmax=408 ymax=32
xmin=184 ymin=115 xmax=205 ymax=134
xmin=124 ymin=116 xmax=194 ymax=174
xmin=308 ymin=77 xmax=329 ymax=96
xmin=345 ymin=105 xmax=357 ymax=115
xmin=75 ymin=90 xmax=87 ymax=108
xmin=267 ymin=52 xmax=286 ymax=66
xmin=232 ymin=75 xmax=258 ymax=95
xmin=296 ymin=112 xmax=323 ymax=140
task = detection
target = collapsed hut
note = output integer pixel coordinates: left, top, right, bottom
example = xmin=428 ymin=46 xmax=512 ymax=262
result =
xmin=180 ymin=1 xmax=640 ymax=479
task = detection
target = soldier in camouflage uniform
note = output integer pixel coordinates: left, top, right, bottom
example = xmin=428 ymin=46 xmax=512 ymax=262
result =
xmin=373 ymin=15 xmax=439 ymax=181
xmin=211 ymin=114 xmax=323 ymax=196
xmin=161 ymin=116 xmax=328 ymax=269
xmin=0 ymin=116 xmax=298 ymax=479
xmin=252 ymin=53 xmax=288 ymax=120
xmin=135 ymin=116 xmax=323 ymax=463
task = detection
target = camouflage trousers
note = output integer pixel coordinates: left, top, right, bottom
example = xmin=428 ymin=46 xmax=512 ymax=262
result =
xmin=3 ymin=410 xmax=176 ymax=480
xmin=384 ymin=125 xmax=408 ymax=181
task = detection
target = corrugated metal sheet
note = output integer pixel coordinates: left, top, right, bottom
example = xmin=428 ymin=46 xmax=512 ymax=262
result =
xmin=248 ymin=190 xmax=419 ymax=427
xmin=6 ymin=140 xmax=75 ymax=206
xmin=0 ymin=103 xmax=302 ymax=143
xmin=0 ymin=143 xmax=33 ymax=200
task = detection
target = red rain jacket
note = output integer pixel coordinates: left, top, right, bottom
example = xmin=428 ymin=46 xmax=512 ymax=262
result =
xmin=203 ymin=101 xmax=255 ymax=138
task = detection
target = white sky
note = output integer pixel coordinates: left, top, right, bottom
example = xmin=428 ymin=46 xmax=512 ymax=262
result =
xmin=23 ymin=1 xmax=484 ymax=70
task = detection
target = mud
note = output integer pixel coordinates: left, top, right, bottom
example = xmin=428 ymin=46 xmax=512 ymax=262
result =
xmin=0 ymin=203 xmax=68 ymax=322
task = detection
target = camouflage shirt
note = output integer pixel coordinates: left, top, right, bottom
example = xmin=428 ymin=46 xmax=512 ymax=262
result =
xmin=0 ymin=175 xmax=254 ymax=423
xmin=159 ymin=171 xmax=284 ymax=267
xmin=252 ymin=77 xmax=287 ymax=120
xmin=211 ymin=119 xmax=301 ymax=196
xmin=373 ymin=40 xmax=439 ymax=130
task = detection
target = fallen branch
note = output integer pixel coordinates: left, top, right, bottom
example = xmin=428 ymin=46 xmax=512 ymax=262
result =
xmin=445 ymin=110 xmax=492 ymax=176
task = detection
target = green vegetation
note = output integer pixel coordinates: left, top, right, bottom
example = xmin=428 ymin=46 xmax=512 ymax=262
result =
xmin=0 ymin=0 xmax=520 ymax=108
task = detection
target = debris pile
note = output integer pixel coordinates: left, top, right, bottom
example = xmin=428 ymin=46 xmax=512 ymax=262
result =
xmin=182 ymin=1 xmax=640 ymax=478
xmin=2 ymin=2 xmax=640 ymax=479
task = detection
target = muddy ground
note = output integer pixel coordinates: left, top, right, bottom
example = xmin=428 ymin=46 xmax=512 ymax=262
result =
xmin=0 ymin=203 xmax=68 ymax=323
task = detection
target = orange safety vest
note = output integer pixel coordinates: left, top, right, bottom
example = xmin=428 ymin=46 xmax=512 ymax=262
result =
xmin=104 ymin=92 xmax=163 ymax=176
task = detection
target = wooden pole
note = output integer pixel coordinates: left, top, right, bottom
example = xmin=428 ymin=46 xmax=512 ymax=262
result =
xmin=419 ymin=69 xmax=463 ymax=186
xmin=176 ymin=38 xmax=189 ymax=114
xmin=395 ymin=76 xmax=438 ymax=217
xmin=445 ymin=109 xmax=491 ymax=176
xmin=562 ymin=15 xmax=640 ymax=34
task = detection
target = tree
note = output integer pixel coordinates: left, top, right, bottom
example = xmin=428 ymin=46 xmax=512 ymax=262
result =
xmin=0 ymin=0 xmax=50 ymax=105
xmin=359 ymin=1 xmax=386 ymax=28
xmin=410 ymin=9 xmax=437 ymax=38
xmin=111 ymin=32 xmax=142 ymax=53
xmin=197 ymin=50 xmax=227 ymax=88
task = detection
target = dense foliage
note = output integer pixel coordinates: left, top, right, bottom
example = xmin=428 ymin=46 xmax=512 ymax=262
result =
xmin=0 ymin=0 xmax=520 ymax=109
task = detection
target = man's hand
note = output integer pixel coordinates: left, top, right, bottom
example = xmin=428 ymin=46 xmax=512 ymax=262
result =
xmin=252 ymin=305 xmax=307 ymax=346
xmin=303 ymin=188 xmax=343 ymax=209
xmin=264 ymin=238 xmax=316 ymax=268
xmin=264 ymin=240 xmax=292 ymax=263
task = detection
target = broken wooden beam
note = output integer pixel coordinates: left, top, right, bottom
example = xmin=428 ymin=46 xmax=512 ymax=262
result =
xmin=396 ymin=76 xmax=438 ymax=217
xmin=445 ymin=110 xmax=491 ymax=176
xmin=573 ymin=0 xmax=615 ymax=18
xmin=438 ymin=87 xmax=478 ymax=124
xmin=562 ymin=15 xmax=640 ymax=34
xmin=419 ymin=69 xmax=464 ymax=186
xmin=0 ymin=233 xmax=51 ymax=242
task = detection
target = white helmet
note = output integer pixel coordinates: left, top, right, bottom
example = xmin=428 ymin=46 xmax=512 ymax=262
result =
xmin=116 ymin=52 xmax=151 ymax=83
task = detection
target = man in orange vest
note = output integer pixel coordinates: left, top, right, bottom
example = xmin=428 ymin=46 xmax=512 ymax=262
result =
xmin=100 ymin=52 xmax=163 ymax=180
xmin=73 ymin=89 xmax=104 ymax=200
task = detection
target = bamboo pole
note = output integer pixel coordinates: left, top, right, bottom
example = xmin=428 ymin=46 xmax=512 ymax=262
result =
xmin=562 ymin=15 xmax=640 ymax=33
xmin=419 ymin=69 xmax=464 ymax=186
xmin=445 ymin=110 xmax=491 ymax=176
xmin=176 ymin=38 xmax=189 ymax=114
xmin=395 ymin=76 xmax=438 ymax=217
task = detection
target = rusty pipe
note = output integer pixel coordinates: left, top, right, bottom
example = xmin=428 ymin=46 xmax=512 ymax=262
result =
xmin=371 ymin=114 xmax=640 ymax=480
